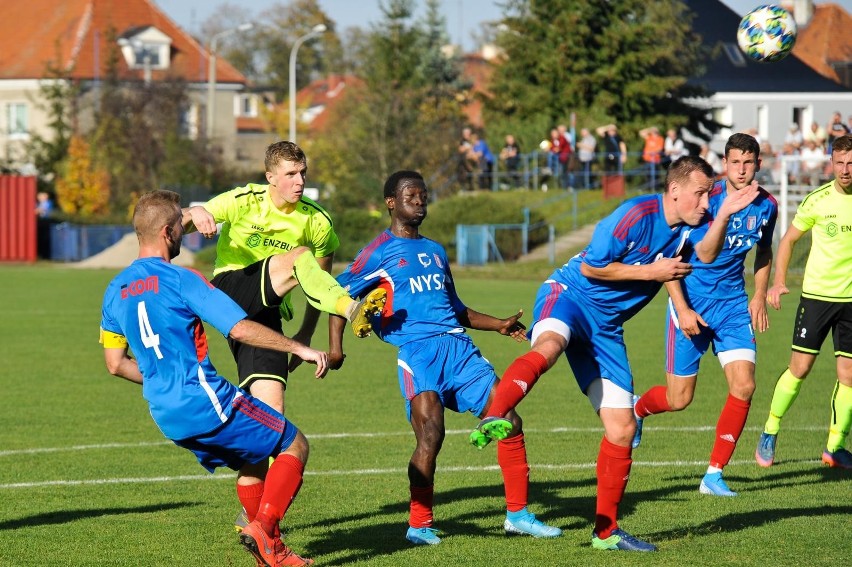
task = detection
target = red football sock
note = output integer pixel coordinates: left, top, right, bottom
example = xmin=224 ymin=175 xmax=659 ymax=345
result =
xmin=497 ymin=433 xmax=529 ymax=512
xmin=256 ymin=454 xmax=304 ymax=536
xmin=594 ymin=437 xmax=632 ymax=540
xmin=236 ymin=481 xmax=265 ymax=522
xmin=409 ymin=485 xmax=434 ymax=528
xmin=709 ymin=394 xmax=750 ymax=469
xmin=635 ymin=385 xmax=672 ymax=418
xmin=487 ymin=352 xmax=549 ymax=417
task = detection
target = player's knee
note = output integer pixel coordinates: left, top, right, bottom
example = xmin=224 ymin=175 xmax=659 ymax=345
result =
xmin=667 ymin=390 xmax=694 ymax=411
xmin=284 ymin=430 xmax=310 ymax=464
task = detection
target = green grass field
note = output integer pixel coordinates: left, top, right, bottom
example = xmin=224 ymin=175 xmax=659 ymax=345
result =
xmin=1 ymin=264 xmax=848 ymax=566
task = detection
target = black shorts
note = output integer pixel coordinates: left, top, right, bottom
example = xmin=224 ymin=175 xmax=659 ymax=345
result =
xmin=212 ymin=258 xmax=290 ymax=389
xmin=791 ymin=296 xmax=852 ymax=358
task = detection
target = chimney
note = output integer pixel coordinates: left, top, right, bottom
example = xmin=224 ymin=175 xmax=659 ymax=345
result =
xmin=781 ymin=0 xmax=815 ymax=27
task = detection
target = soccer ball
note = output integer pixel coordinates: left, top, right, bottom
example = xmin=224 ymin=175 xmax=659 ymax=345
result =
xmin=539 ymin=140 xmax=552 ymax=151
xmin=737 ymin=4 xmax=797 ymax=63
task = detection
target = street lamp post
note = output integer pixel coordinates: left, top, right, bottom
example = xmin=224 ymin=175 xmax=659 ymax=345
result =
xmin=289 ymin=24 xmax=327 ymax=143
xmin=207 ymin=22 xmax=254 ymax=140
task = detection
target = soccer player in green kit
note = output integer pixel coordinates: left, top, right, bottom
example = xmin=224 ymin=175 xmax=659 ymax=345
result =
xmin=755 ymin=134 xmax=852 ymax=470
xmin=183 ymin=141 xmax=386 ymax=535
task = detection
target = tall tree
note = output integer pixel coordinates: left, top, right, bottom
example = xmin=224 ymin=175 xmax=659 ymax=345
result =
xmin=484 ymin=0 xmax=716 ymax=147
xmin=311 ymin=0 xmax=467 ymax=209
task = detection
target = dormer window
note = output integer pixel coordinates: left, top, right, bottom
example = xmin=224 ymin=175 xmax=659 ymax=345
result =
xmin=118 ymin=26 xmax=172 ymax=72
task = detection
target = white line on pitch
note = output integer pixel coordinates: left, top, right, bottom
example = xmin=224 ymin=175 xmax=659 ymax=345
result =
xmin=0 ymin=425 xmax=825 ymax=458
xmin=4 ymin=458 xmax=812 ymax=490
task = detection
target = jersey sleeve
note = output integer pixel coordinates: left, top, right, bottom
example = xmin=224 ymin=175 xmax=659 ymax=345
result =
xmin=792 ymin=196 xmax=817 ymax=233
xmin=179 ymin=268 xmax=247 ymax=337
xmin=581 ymin=212 xmax=630 ymax=268
xmin=443 ymin=262 xmax=468 ymax=314
xmin=758 ymin=199 xmax=778 ymax=248
xmin=307 ymin=211 xmax=340 ymax=258
xmin=336 ymin=242 xmax=384 ymax=299
xmin=203 ymin=186 xmax=241 ymax=224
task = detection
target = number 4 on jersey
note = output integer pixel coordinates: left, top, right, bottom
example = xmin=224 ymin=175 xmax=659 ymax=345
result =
xmin=137 ymin=301 xmax=163 ymax=359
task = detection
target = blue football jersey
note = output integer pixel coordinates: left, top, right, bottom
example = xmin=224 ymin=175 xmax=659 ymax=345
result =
xmin=683 ymin=180 xmax=777 ymax=299
xmin=553 ymin=194 xmax=693 ymax=326
xmin=336 ymin=230 xmax=467 ymax=347
xmin=100 ymin=258 xmax=248 ymax=440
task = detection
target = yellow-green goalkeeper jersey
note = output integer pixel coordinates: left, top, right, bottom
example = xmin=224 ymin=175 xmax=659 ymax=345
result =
xmin=204 ymin=183 xmax=340 ymax=317
xmin=792 ymin=180 xmax=852 ymax=301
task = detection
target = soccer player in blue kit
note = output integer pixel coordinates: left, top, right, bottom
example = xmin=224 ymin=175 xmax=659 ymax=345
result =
xmin=471 ymin=157 xmax=759 ymax=552
xmin=327 ymin=170 xmax=562 ymax=546
xmin=632 ymin=133 xmax=777 ymax=497
xmin=100 ymin=190 xmax=324 ymax=567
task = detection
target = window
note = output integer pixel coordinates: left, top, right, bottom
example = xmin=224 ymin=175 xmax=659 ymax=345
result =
xmin=6 ymin=103 xmax=27 ymax=137
xmin=235 ymin=94 xmax=257 ymax=117
xmin=722 ymin=43 xmax=747 ymax=68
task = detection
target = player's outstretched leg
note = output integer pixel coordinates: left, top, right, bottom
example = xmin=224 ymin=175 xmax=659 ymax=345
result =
xmin=592 ymin=528 xmax=658 ymax=552
xmin=755 ymin=431 xmax=777 ymax=467
xmin=405 ymin=527 xmax=441 ymax=545
xmin=631 ymin=395 xmax=643 ymax=449
xmin=346 ymin=288 xmax=387 ymax=338
xmin=469 ymin=416 xmax=512 ymax=449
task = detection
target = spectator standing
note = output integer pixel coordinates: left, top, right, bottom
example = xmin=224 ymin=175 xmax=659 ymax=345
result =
xmin=663 ymin=128 xmax=689 ymax=168
xmin=576 ymin=128 xmax=597 ymax=189
xmin=799 ymin=139 xmax=826 ymax=185
xmin=499 ymin=134 xmax=522 ymax=188
xmin=639 ymin=126 xmax=665 ymax=190
xmin=458 ymin=127 xmax=477 ymax=191
xmin=826 ymin=111 xmax=849 ymax=153
xmin=804 ymin=121 xmax=827 ymax=151
xmin=784 ymin=123 xmax=803 ymax=151
xmin=699 ymin=144 xmax=724 ymax=177
xmin=469 ymin=131 xmax=495 ymax=190
xmin=596 ymin=124 xmax=626 ymax=174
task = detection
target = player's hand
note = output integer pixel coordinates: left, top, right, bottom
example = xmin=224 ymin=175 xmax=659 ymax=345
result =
xmin=678 ymin=309 xmax=706 ymax=338
xmin=328 ymin=350 xmax=346 ymax=371
xmin=719 ymin=180 xmax=759 ymax=217
xmin=749 ymin=295 xmax=770 ymax=332
xmin=188 ymin=206 xmax=217 ymax=238
xmin=498 ymin=310 xmax=528 ymax=342
xmin=287 ymin=331 xmax=312 ymax=373
xmin=649 ymin=256 xmax=693 ymax=282
xmin=766 ymin=283 xmax=789 ymax=310
xmin=294 ymin=346 xmax=328 ymax=378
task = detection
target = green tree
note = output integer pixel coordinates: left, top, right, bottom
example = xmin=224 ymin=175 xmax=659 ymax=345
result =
xmin=25 ymin=53 xmax=78 ymax=192
xmin=485 ymin=0 xmax=717 ymax=150
xmin=312 ymin=0 xmax=467 ymax=209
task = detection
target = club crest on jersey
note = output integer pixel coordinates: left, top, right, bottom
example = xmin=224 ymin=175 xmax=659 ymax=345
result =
xmin=418 ymin=253 xmax=432 ymax=267
xmin=434 ymin=254 xmax=443 ymax=268
xmin=747 ymin=216 xmax=757 ymax=230
xmin=398 ymin=258 xmax=408 ymax=268
xmin=732 ymin=217 xmax=742 ymax=230
xmin=246 ymin=233 xmax=262 ymax=248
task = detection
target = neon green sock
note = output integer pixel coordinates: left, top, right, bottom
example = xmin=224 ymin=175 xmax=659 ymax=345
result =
xmin=292 ymin=251 xmax=350 ymax=315
xmin=826 ymin=382 xmax=852 ymax=452
xmin=764 ymin=368 xmax=804 ymax=435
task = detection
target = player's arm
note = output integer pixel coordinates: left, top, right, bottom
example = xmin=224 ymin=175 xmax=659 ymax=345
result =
xmin=229 ymin=319 xmax=328 ymax=378
xmin=694 ymin=182 xmax=760 ymax=264
xmin=580 ymin=256 xmax=692 ymax=282
xmin=101 ymin=329 xmax=143 ymax=384
xmin=664 ymin=280 xmax=705 ymax=337
xmin=458 ymin=308 xmax=527 ymax=343
xmin=288 ymin=253 xmax=334 ymax=373
xmin=181 ymin=205 xmax=218 ymax=238
xmin=767 ymin=225 xmax=805 ymax=310
xmin=750 ymin=244 xmax=774 ymax=331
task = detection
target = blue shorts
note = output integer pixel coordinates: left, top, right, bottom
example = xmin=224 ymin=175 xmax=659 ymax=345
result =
xmin=174 ymin=393 xmax=299 ymax=473
xmin=665 ymin=294 xmax=755 ymax=376
xmin=397 ymin=332 xmax=496 ymax=421
xmin=531 ymin=281 xmax=633 ymax=394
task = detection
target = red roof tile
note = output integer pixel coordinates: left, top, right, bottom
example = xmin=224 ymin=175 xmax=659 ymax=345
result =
xmin=0 ymin=0 xmax=245 ymax=83
xmin=793 ymin=3 xmax=852 ymax=85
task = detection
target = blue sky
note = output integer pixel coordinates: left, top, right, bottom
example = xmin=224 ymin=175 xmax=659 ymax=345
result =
xmin=155 ymin=0 xmax=852 ymax=52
